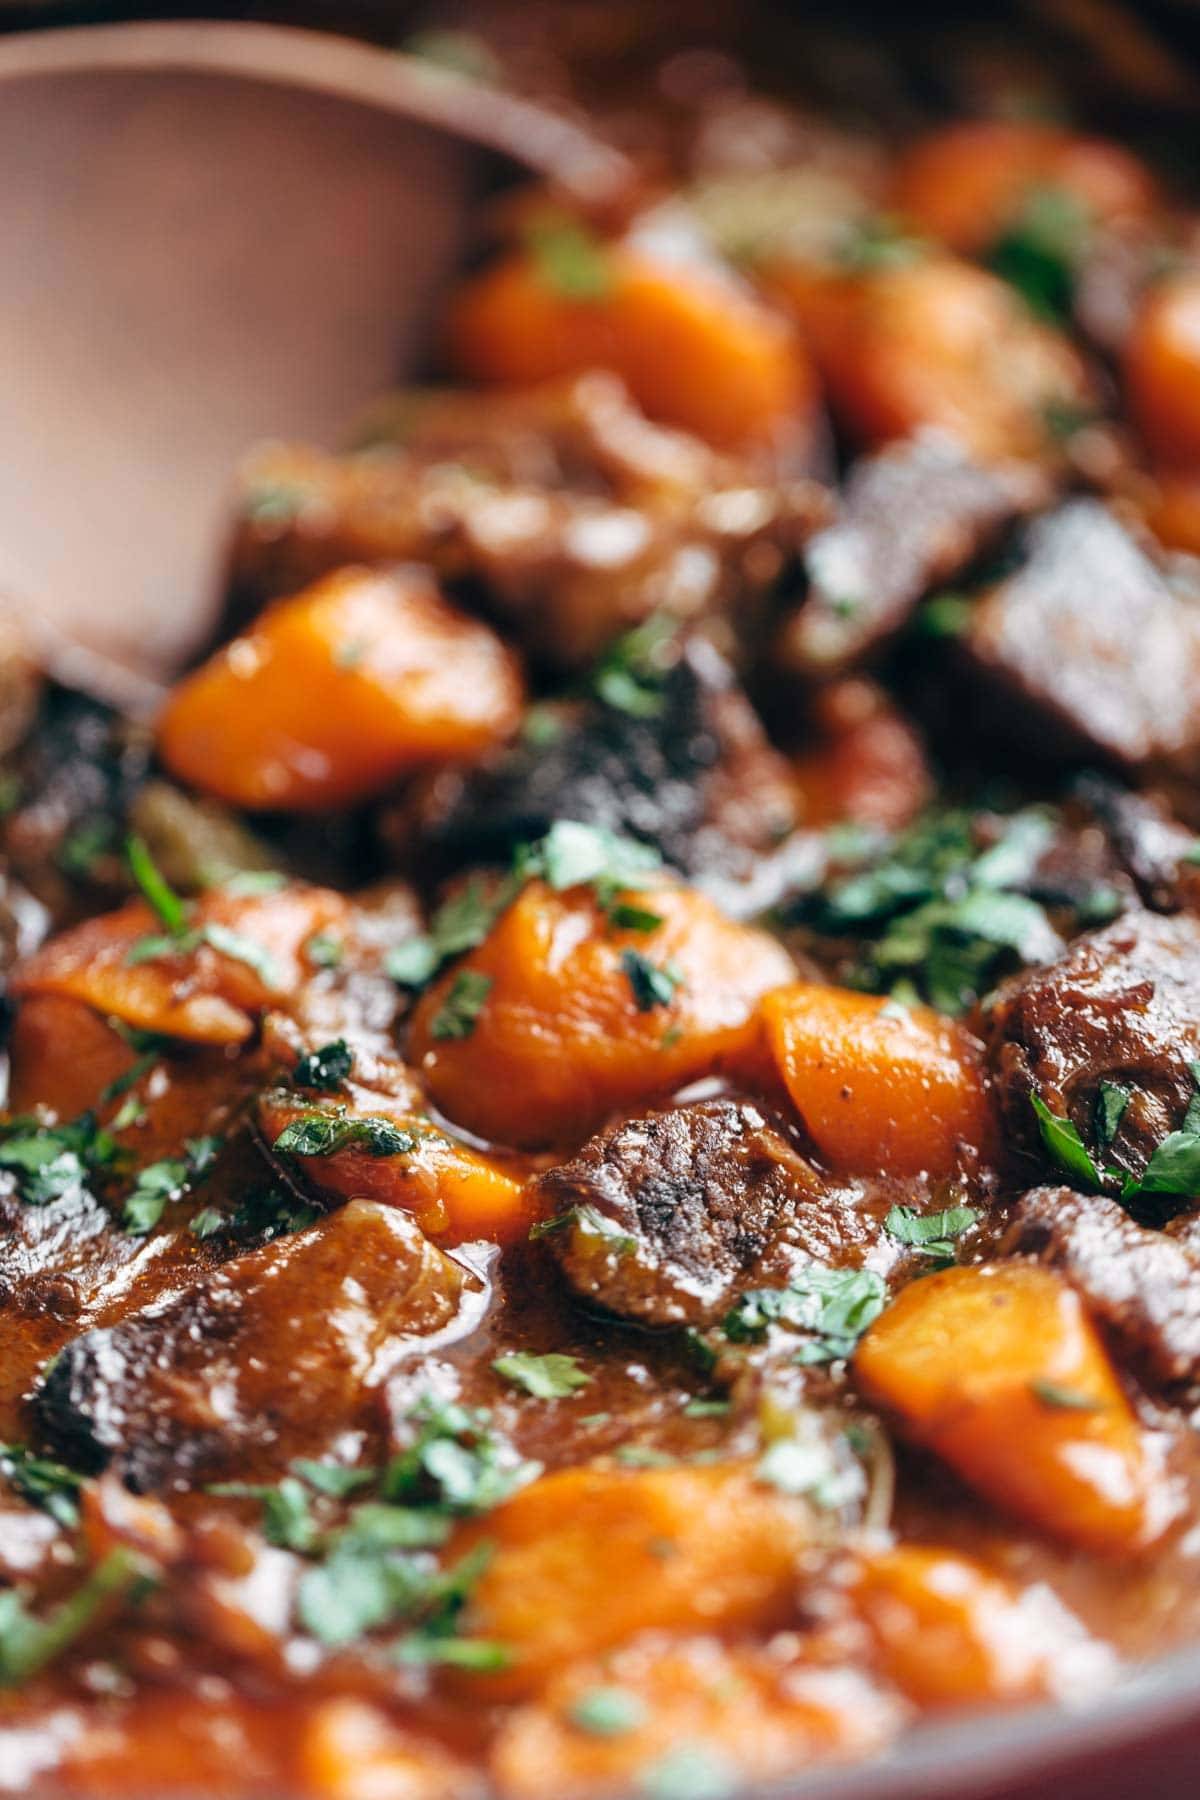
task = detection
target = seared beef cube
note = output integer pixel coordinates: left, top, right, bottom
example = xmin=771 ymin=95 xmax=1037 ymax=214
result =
xmin=420 ymin=635 xmax=796 ymax=892
xmin=37 ymin=1202 xmax=470 ymax=1491
xmin=962 ymin=501 xmax=1200 ymax=778
xmin=984 ymin=910 xmax=1200 ymax=1185
xmin=2 ymin=685 xmax=153 ymax=918
xmin=1075 ymin=777 xmax=1200 ymax=915
xmin=537 ymin=1097 xmax=844 ymax=1328
xmin=229 ymin=376 xmax=823 ymax=668
xmin=783 ymin=434 xmax=1046 ymax=676
xmin=1004 ymin=1186 xmax=1200 ymax=1385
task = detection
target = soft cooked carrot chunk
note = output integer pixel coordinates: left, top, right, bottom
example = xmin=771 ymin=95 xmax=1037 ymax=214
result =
xmin=157 ymin=566 xmax=523 ymax=811
xmin=11 ymin=884 xmax=352 ymax=1045
xmin=761 ymin=983 xmax=997 ymax=1178
xmin=1139 ymin=468 xmax=1200 ymax=556
xmin=766 ymin=255 xmax=1094 ymax=464
xmin=297 ymin=1699 xmax=473 ymax=1800
xmin=408 ymin=879 xmax=795 ymax=1149
xmin=453 ymin=1463 xmax=809 ymax=1698
xmin=448 ymin=241 xmax=815 ymax=452
xmin=891 ymin=121 xmax=1158 ymax=256
xmin=853 ymin=1263 xmax=1179 ymax=1554
xmin=851 ymin=1545 xmax=1090 ymax=1707
xmin=258 ymin=1081 xmax=531 ymax=1246
xmin=1125 ymin=273 xmax=1200 ymax=468
xmin=491 ymin=1635 xmax=897 ymax=1798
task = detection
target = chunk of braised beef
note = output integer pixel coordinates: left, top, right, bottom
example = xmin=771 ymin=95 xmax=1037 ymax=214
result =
xmin=36 ymin=1202 xmax=470 ymax=1491
xmin=410 ymin=635 xmax=797 ymax=899
xmin=537 ymin=1097 xmax=861 ymax=1329
xmin=1002 ymin=1187 xmax=1200 ymax=1386
xmin=961 ymin=502 xmax=1200 ymax=782
xmin=227 ymin=375 xmax=823 ymax=668
xmin=781 ymin=434 xmax=1047 ymax=677
xmin=2 ymin=685 xmax=154 ymax=920
xmin=983 ymin=909 xmax=1200 ymax=1186
xmin=1073 ymin=777 xmax=1200 ymax=915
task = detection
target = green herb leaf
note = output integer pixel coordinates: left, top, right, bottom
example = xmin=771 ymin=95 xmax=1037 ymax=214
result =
xmin=569 ymin=1686 xmax=648 ymax=1737
xmin=1097 ymin=1082 xmax=1132 ymax=1148
xmin=0 ymin=1443 xmax=85 ymax=1529
xmin=591 ymin=615 xmax=677 ymax=718
xmin=429 ymin=970 xmax=493 ymax=1040
xmin=637 ymin=1745 xmax=737 ymax=1800
xmin=884 ymin=1203 xmax=978 ymax=1267
xmin=293 ymin=1040 xmax=353 ymax=1093
xmin=723 ymin=1266 xmax=887 ymax=1361
xmin=492 ymin=1352 xmax=592 ymax=1400
xmin=1029 ymin=1380 xmax=1105 ymax=1412
xmin=1031 ymin=1094 xmax=1103 ymax=1190
xmin=199 ymin=921 xmax=281 ymax=988
xmin=126 ymin=836 xmax=188 ymax=934
xmin=1128 ymin=1129 xmax=1200 ymax=1199
xmin=290 ymin=1460 xmax=377 ymax=1499
xmin=304 ymin=931 xmax=344 ymax=968
xmin=208 ymin=1477 xmax=318 ymax=1552
xmin=527 ymin=218 xmax=612 ymax=302
xmin=382 ymin=1396 xmax=540 ymax=1516
xmin=272 ymin=1107 xmax=419 ymax=1160
xmin=621 ymin=949 xmax=683 ymax=1012
xmin=0 ymin=1548 xmax=148 ymax=1687
xmin=385 ymin=937 xmax=440 ymax=988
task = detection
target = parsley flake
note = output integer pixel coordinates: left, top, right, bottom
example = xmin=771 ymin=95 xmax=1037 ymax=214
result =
xmin=492 ymin=1352 xmax=592 ymax=1400
xmin=621 ymin=949 xmax=683 ymax=1012
xmin=429 ymin=970 xmax=493 ymax=1040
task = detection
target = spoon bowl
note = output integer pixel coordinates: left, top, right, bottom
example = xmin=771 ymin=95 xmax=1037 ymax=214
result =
xmin=0 ymin=20 xmax=624 ymax=692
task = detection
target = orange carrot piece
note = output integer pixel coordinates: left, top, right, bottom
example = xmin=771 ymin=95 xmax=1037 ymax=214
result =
xmin=448 ymin=242 xmax=814 ymax=452
xmin=891 ymin=121 xmax=1158 ymax=255
xmin=157 ymin=566 xmax=523 ymax=812
xmin=409 ymin=879 xmax=795 ymax=1150
xmin=454 ymin=1463 xmax=809 ymax=1699
xmin=11 ymin=884 xmax=351 ymax=1045
xmin=761 ymin=982 xmax=997 ymax=1178
xmin=853 ymin=1262 xmax=1179 ymax=1554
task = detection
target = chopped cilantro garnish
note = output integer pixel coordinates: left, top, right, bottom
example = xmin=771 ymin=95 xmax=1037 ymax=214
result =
xmin=304 ymin=931 xmax=344 ymax=969
xmin=0 ymin=1548 xmax=149 ymax=1687
xmin=429 ymin=970 xmax=493 ymax=1040
xmin=884 ymin=1203 xmax=978 ymax=1267
xmin=637 ymin=1745 xmax=737 ymax=1800
xmin=1029 ymin=1379 xmax=1106 ymax=1412
xmin=272 ymin=1108 xmax=418 ymax=1159
xmin=208 ymin=1475 xmax=319 ymax=1553
xmin=799 ymin=805 xmax=1065 ymax=1015
xmin=492 ymin=1352 xmax=592 ymax=1400
xmin=723 ymin=1266 xmax=886 ymax=1361
xmin=526 ymin=217 xmax=612 ymax=302
xmin=1031 ymin=1094 xmax=1103 ymax=1190
xmin=621 ymin=949 xmax=683 ymax=1012
xmin=290 ymin=1460 xmax=377 ymax=1499
xmin=1097 ymin=1081 xmax=1132 ymax=1148
xmin=58 ymin=817 xmax=117 ymax=880
xmin=127 ymin=834 xmax=188 ymax=934
xmin=0 ymin=1444 xmax=85 ymax=1529
xmin=217 ymin=869 xmax=288 ymax=897
xmin=292 ymin=1039 xmax=353 ymax=1093
xmin=383 ymin=1395 xmax=541 ymax=1516
xmin=988 ymin=185 xmax=1090 ymax=323
xmin=123 ymin=1135 xmax=220 ymax=1235
xmin=0 ymin=1113 xmax=118 ymax=1209
xmin=570 ymin=1686 xmax=648 ymax=1736
xmin=592 ymin=615 xmax=677 ymax=718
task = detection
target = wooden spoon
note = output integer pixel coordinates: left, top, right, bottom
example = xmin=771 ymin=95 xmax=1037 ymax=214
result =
xmin=0 ymin=20 xmax=626 ymax=701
